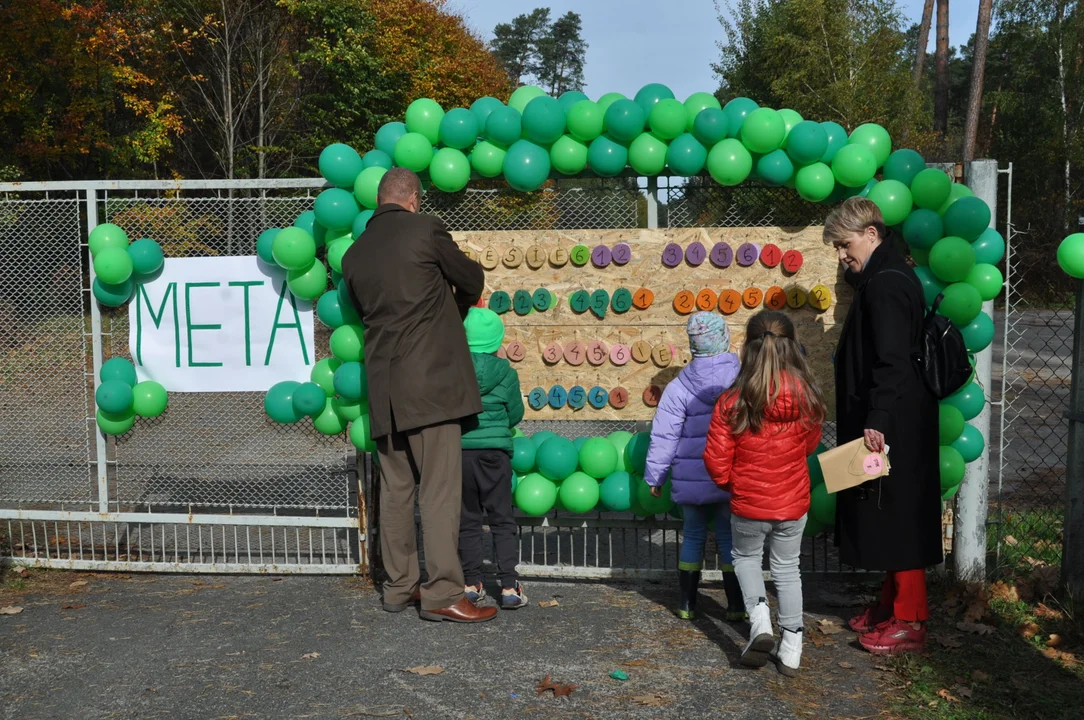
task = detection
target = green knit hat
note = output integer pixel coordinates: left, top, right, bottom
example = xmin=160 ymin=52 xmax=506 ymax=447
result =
xmin=463 ymin=307 xmax=505 ymax=354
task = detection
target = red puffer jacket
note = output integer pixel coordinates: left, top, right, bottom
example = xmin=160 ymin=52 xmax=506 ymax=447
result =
xmin=703 ymin=375 xmax=822 ymax=521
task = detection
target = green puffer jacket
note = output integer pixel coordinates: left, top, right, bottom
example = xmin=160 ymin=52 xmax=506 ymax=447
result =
xmin=461 ymin=352 xmax=524 ymax=455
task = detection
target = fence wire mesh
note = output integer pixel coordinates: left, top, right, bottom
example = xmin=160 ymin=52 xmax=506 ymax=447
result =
xmin=663 ymin=177 xmax=832 ymax=228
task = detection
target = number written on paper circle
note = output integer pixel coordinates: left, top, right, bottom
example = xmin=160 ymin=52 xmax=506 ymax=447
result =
xmin=631 ymin=340 xmax=652 ymax=363
xmin=503 ymin=246 xmax=524 ymax=268
xmin=548 ymin=385 xmax=568 ymax=408
xmin=673 ymin=290 xmax=695 ymax=315
xmin=863 ymin=453 xmax=884 ymax=475
xmin=564 ymin=341 xmax=586 ymax=366
xmin=760 ymin=243 xmax=782 ymax=268
xmin=505 ymin=341 xmax=526 ymax=362
xmin=592 ymin=244 xmax=612 ymax=268
xmin=549 ymin=247 xmax=569 ymax=267
xmin=532 ymin=288 xmax=552 ymax=312
xmin=609 ymin=387 xmax=629 ymax=409
xmin=611 ymin=287 xmax=633 ymax=314
xmin=612 ymin=243 xmax=632 ymax=265
xmin=542 ymin=342 xmax=563 ymax=364
xmin=513 ymin=289 xmax=533 ymax=315
xmin=696 ymin=288 xmax=718 ymax=311
xmin=567 ymin=385 xmax=587 ymax=409
xmin=479 ymin=246 xmax=499 ymax=269
xmin=651 ymin=344 xmax=673 ymax=367
xmin=765 ymin=285 xmax=787 ymax=311
xmin=642 ymin=385 xmax=662 ymax=407
xmin=632 ymin=288 xmax=655 ymax=310
xmin=569 ymin=289 xmax=591 ymax=313
xmin=610 ymin=343 xmax=630 ymax=365
xmin=742 ymin=287 xmax=763 ymax=308
xmin=526 ymin=245 xmax=547 ymax=269
xmin=662 ymin=243 xmax=683 ymax=267
xmin=488 ymin=291 xmax=511 ymax=315
xmin=786 ymin=286 xmax=807 ymax=309
xmin=809 ymin=284 xmax=832 ymax=311
xmin=570 ymin=244 xmax=590 ymax=266
xmin=710 ymin=242 xmax=734 ymax=268
xmin=588 ymin=386 xmax=609 ymax=409
xmin=736 ymin=242 xmax=759 ymax=266
xmin=528 ymin=387 xmax=547 ymax=410
xmin=463 ymin=247 xmax=478 ymax=262
xmin=587 ymin=341 xmax=608 ymax=366
xmin=589 ymin=289 xmax=609 ymax=319
xmin=782 ymin=249 xmax=804 ymax=273
xmin=718 ymin=289 xmax=741 ymax=315
xmin=685 ymin=241 xmax=707 ymax=266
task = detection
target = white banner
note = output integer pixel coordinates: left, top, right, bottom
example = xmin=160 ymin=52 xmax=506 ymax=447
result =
xmin=129 ymin=256 xmax=316 ymax=392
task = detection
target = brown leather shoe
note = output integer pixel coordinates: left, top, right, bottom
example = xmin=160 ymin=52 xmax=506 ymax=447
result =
xmin=420 ymin=597 xmax=498 ymax=623
xmin=383 ymin=589 xmax=421 ymax=613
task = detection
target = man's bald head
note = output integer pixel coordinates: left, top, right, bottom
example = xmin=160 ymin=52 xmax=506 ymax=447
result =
xmin=377 ymin=168 xmax=422 ymax=211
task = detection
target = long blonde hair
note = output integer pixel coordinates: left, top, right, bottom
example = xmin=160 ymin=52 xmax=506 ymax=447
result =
xmin=724 ymin=310 xmax=826 ymax=434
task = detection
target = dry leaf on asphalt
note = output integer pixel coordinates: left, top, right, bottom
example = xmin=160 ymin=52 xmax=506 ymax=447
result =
xmin=535 ymin=675 xmax=577 ymax=697
xmin=15 ymin=567 xmax=29 ymax=578
xmin=838 ymin=662 xmax=854 ymax=669
xmin=1047 ymin=633 xmax=1063 ymax=648
xmin=61 ymin=604 xmax=86 ymax=610
xmin=937 ymin=688 xmax=961 ymax=703
xmin=538 ymin=599 xmax=560 ymax=608
xmin=1020 ymin=621 xmax=1041 ymax=639
xmin=632 ymin=695 xmax=668 ymax=707
xmin=404 ymin=666 xmax=444 ymax=676
xmin=69 ymin=580 xmax=88 ymax=589
xmin=956 ymin=621 xmax=995 ymax=636
xmin=0 ymin=606 xmax=24 ymax=615
xmin=936 ymin=634 xmax=963 ymax=649
xmin=301 ymin=652 xmax=320 ymax=660
xmin=815 ymin=619 xmax=843 ymax=635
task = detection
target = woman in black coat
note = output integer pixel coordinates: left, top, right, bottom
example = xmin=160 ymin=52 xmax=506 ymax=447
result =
xmin=824 ymin=197 xmax=942 ymax=656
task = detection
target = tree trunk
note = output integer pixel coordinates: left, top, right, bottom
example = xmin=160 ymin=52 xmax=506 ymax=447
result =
xmin=913 ymin=0 xmax=935 ymax=87
xmin=1056 ymin=1 xmax=1071 ymax=232
xmin=257 ymin=21 xmax=266 ymax=180
xmin=934 ymin=0 xmax=950 ymax=135
xmin=962 ymin=0 xmax=994 ymax=161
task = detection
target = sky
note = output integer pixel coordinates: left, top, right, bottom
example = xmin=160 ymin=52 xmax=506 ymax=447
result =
xmin=452 ymin=0 xmax=981 ymax=101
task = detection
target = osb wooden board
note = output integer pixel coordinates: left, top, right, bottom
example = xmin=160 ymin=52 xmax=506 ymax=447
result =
xmin=452 ymin=228 xmax=851 ymax=420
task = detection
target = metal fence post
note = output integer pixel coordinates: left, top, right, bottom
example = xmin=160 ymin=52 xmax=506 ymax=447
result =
xmin=645 ymin=177 xmax=658 ymax=230
xmin=953 ymin=159 xmax=999 ymax=582
xmin=1064 ymin=282 xmax=1084 ymax=595
xmin=85 ymin=188 xmax=111 ymax=513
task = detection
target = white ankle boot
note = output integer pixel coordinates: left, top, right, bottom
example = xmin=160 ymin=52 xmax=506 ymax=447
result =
xmin=740 ymin=599 xmax=775 ymax=668
xmin=773 ymin=627 xmax=803 ymax=677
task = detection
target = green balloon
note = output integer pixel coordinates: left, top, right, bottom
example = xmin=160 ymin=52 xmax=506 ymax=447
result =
xmin=624 ymin=432 xmax=651 ymax=473
xmin=566 ymin=100 xmax=604 ymax=142
xmin=128 ymin=238 xmax=164 ymax=276
xmin=943 ymin=196 xmax=991 ymax=242
xmin=578 ymin=438 xmax=618 ymax=478
xmin=353 ymin=166 xmax=387 ymax=210
xmin=1058 ymin=233 xmax=1084 ymax=278
xmin=635 ymin=477 xmax=672 ymax=516
xmin=293 ymin=210 xmax=316 ymax=235
xmin=349 ymin=413 xmax=377 ymax=452
xmin=310 ymin=357 xmax=342 ymax=395
xmin=292 ymin=381 xmax=327 ymax=417
xmin=635 ymin=83 xmax=675 ymax=119
xmin=362 ymin=149 xmax=392 ymax=170
xmin=599 ymin=470 xmax=634 ymax=511
xmin=756 ymin=149 xmax=794 ymax=186
xmin=666 ymin=133 xmax=707 ymax=176
xmin=778 ymin=108 xmax=803 ymax=139
xmin=272 ymin=227 xmax=316 ymax=271
xmin=96 ymin=379 xmax=134 ymax=414
xmin=706 ymin=138 xmax=753 ymax=186
xmin=952 ymin=424 xmax=984 ymax=463
xmin=265 ymin=381 xmax=303 ymax=423
xmin=913 ymin=266 xmax=946 ymax=307
xmin=316 ymin=288 xmax=358 ymax=328
xmin=973 ymin=228 xmax=1006 ymax=265
xmin=522 ymin=95 xmax=566 ymax=145
xmin=530 ymin=430 xmax=558 ymax=449
xmin=256 ymin=228 xmax=279 ymax=265
xmin=313 ymin=399 xmax=348 ymax=436
xmin=910 ymin=168 xmax=952 ymax=210
xmin=93 ymin=247 xmax=133 ymax=285
xmin=604 ymin=99 xmax=646 ymax=143
xmin=326 ymin=237 xmax=352 ymax=274
xmin=902 ymin=209 xmax=944 ymax=250
xmin=784 ymin=120 xmax=828 ymax=165
xmin=938 ymin=183 xmax=974 ymax=215
xmin=486 ymin=105 xmax=524 ymax=146
xmin=503 ymin=139 xmax=551 ymax=192
xmin=512 ymin=436 xmax=537 ymax=474
xmin=559 ymin=471 xmax=601 ymax=513
xmin=819 ymin=122 xmax=848 ymax=163
xmin=740 ymin=107 xmax=786 ymax=153
xmin=537 ymin=436 xmax=578 ymax=481
xmin=287 ymin=259 xmax=327 ymax=300
xmin=723 ymin=97 xmax=758 ymax=138
xmin=515 ymin=473 xmax=557 ymax=516
xmin=588 ymin=135 xmax=628 ymax=177
xmin=509 ymin=85 xmax=546 ymax=114
xmin=550 ymin=135 xmax=589 ymax=175
xmin=319 ymin=143 xmax=363 ymax=188
xmin=910 ymin=246 xmax=931 ymax=266
xmin=332 ymin=397 xmax=364 ymax=422
xmin=471 ymin=140 xmax=507 ymax=178
xmin=429 ymin=148 xmax=471 ymax=192
xmin=961 ymin=311 xmax=995 ymax=352
xmin=330 ymin=324 xmax=365 ymax=362
xmin=929 ymin=236 xmax=976 ymax=283
xmin=831 ymin=144 xmax=877 ymax=187
xmin=314 ymin=188 xmax=359 ymax=231
xmin=131 ymin=380 xmax=168 ymax=418
xmin=596 ymin=92 xmax=626 ymax=114
xmin=607 ymin=431 xmax=633 ymax=457
xmin=965 ymin=263 xmax=1003 ymax=301
xmin=88 ymin=223 xmax=129 ymax=256
xmin=405 ymin=98 xmax=444 ymax=144
xmin=940 ymin=446 xmax=966 ymax=490
xmin=939 ymin=403 xmax=965 ymax=444
xmin=438 ymin=108 xmax=479 ymax=150
xmin=848 ymin=123 xmax=892 ymax=167
xmin=943 ymin=381 xmax=985 ymax=421
xmin=794 ymin=162 xmax=835 ymax=202
xmin=374 ymin=122 xmax=407 ymax=157
xmin=938 ymin=282 xmax=983 ymax=326
xmin=810 ymin=482 xmax=835 ymax=525
xmin=683 ymin=92 xmax=722 ymax=131
xmin=470 ymin=96 xmax=504 ymax=130
xmin=693 ymin=108 xmax=729 ymax=147
xmin=884 ymin=149 xmax=925 ymax=186
xmin=648 ymin=98 xmax=686 ymax=140
xmin=628 ymin=132 xmax=668 ymax=175
xmin=93 ymin=278 xmax=134 ymax=307
xmin=558 ymin=90 xmax=590 ymax=114
xmin=808 ymin=450 xmax=825 ymax=487
xmin=333 ymin=361 xmax=367 ymax=401
xmin=97 ymin=407 xmax=135 ymax=436
xmin=866 ymin=179 xmax=913 ymax=226
xmin=803 ymin=516 xmax=827 ymax=537
xmin=101 ymin=357 xmax=136 ymax=386
xmin=393 ymin=133 xmax=433 ymax=172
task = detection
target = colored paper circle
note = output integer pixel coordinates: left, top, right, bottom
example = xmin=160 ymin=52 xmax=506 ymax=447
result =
xmin=612 ymin=243 xmax=632 ymax=265
xmin=592 ymin=244 xmax=613 ymax=267
xmin=685 ymin=241 xmax=707 ymax=266
xmin=526 ymin=245 xmax=547 ymax=269
xmin=549 ymin=247 xmax=570 ymax=267
xmin=809 ymin=284 xmax=833 ymax=310
xmin=765 ymin=285 xmax=787 ymax=310
xmin=479 ymin=246 xmax=500 ymax=269
xmin=569 ymin=289 xmax=590 ymax=313
xmin=488 ymin=290 xmax=511 ymax=314
xmin=548 ymin=385 xmax=568 ymax=408
xmin=760 ymin=243 xmax=782 ymax=268
xmin=589 ymin=289 xmax=609 ymax=318
xmin=503 ymin=246 xmax=525 ymax=268
xmin=710 ymin=242 xmax=734 ymax=268
xmin=570 ymin=244 xmax=590 ymax=266
xmin=587 ymin=341 xmax=608 ymax=366
xmin=718 ymin=289 xmax=742 ymax=314
xmin=564 ymin=341 xmax=587 ymax=365
xmin=542 ymin=342 xmax=563 ymax=364
xmin=673 ymin=290 xmax=695 ymax=314
xmin=736 ymin=242 xmax=759 ymax=266
xmin=532 ymin=288 xmax=552 ymax=311
xmin=610 ymin=344 xmax=631 ymax=365
xmin=611 ymin=287 xmax=633 ymax=314
xmin=696 ymin=288 xmax=718 ymax=311
xmin=642 ymin=385 xmax=662 ymax=407
xmin=742 ymin=287 xmax=763 ymax=308
xmin=863 ymin=453 xmax=884 ymax=475
xmin=786 ymin=286 xmax=808 ymax=308
xmin=609 ymin=387 xmax=629 ymax=409
xmin=651 ymin=344 xmax=673 ymax=367
xmin=513 ymin=289 xmax=533 ymax=315
xmin=633 ymin=288 xmax=655 ymax=310
xmin=567 ymin=385 xmax=587 ymax=409
xmin=782 ymin=249 xmax=804 ymax=273
xmin=588 ymin=386 xmax=610 ymax=409
xmin=505 ymin=341 xmax=526 ymax=362
xmin=528 ymin=387 xmax=547 ymax=410
xmin=631 ymin=340 xmax=652 ymax=363
xmin=661 ymin=243 xmax=683 ymax=267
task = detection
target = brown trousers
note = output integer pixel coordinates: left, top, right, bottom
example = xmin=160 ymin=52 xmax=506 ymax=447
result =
xmin=376 ymin=420 xmax=464 ymax=611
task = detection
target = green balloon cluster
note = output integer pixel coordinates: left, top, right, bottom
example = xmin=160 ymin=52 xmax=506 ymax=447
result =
xmin=95 ymin=357 xmax=168 ymax=436
xmin=88 ymin=224 xmax=166 ymax=308
xmin=806 ymin=444 xmax=833 ymax=537
xmin=938 ymin=379 xmax=987 ymax=500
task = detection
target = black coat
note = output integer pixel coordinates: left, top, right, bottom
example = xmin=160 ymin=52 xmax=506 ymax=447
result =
xmin=833 ymin=241 xmax=943 ymax=571
xmin=342 ymin=205 xmax=485 ymax=439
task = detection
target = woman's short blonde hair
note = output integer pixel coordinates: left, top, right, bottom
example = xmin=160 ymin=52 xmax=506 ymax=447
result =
xmin=823 ymin=197 xmax=887 ymax=245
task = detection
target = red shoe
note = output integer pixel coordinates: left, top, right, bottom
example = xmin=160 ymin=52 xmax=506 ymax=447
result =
xmin=848 ymin=603 xmax=892 ymax=633
xmin=858 ymin=618 xmax=926 ymax=655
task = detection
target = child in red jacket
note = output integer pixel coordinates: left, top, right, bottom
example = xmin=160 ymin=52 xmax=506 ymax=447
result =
xmin=703 ymin=310 xmax=825 ymax=677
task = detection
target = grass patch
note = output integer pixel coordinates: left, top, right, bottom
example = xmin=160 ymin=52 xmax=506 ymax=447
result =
xmin=989 ymin=508 xmax=1063 ymax=575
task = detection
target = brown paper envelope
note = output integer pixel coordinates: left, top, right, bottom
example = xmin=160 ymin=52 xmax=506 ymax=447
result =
xmin=817 ymin=438 xmax=891 ymax=494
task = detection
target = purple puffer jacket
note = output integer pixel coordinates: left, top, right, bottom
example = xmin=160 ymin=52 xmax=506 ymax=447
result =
xmin=644 ymin=352 xmax=741 ymax=505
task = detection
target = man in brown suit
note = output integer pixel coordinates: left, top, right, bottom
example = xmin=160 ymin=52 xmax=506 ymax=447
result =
xmin=342 ymin=168 xmax=495 ymax=623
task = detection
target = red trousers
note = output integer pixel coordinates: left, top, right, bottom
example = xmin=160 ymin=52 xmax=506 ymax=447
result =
xmin=880 ymin=569 xmax=928 ymax=622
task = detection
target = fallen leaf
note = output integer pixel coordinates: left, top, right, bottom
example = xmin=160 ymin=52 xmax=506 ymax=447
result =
xmin=1004 ymin=535 xmax=1018 ymax=546
xmin=69 ymin=580 xmax=88 ymax=589
xmin=816 ymin=619 xmax=843 ymax=635
xmin=535 ymin=675 xmax=577 ymax=697
xmin=957 ymin=621 xmax=995 ymax=636
xmin=936 ymin=634 xmax=963 ymax=649
xmin=838 ymin=661 xmax=854 ymax=669
xmin=937 ymin=688 xmax=961 ymax=703
xmin=989 ymin=581 xmax=1019 ymax=603
xmin=622 ymin=659 xmax=649 ymax=667
xmin=15 ymin=567 xmax=29 ymax=578
xmin=874 ymin=664 xmax=893 ymax=672
xmin=61 ymin=604 xmax=86 ymax=610
xmin=952 ymin=684 xmax=974 ymax=700
xmin=1047 ymin=633 xmax=1063 ymax=648
xmin=962 ymin=584 xmax=990 ymax=623
xmin=404 ymin=665 xmax=443 ymax=676
xmin=301 ymin=652 xmax=320 ymax=660
xmin=1035 ymin=603 xmax=1063 ymax=620
xmin=1026 ymin=566 xmax=1061 ymax=598
xmin=631 ymin=694 xmax=668 ymax=707
xmin=538 ymin=599 xmax=560 ymax=608
xmin=0 ymin=606 xmax=24 ymax=615
xmin=972 ymin=670 xmax=990 ymax=682
xmin=1020 ymin=621 xmax=1041 ymax=639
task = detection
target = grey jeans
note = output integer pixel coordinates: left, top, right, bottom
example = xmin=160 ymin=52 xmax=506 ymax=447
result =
xmin=730 ymin=514 xmax=808 ymax=630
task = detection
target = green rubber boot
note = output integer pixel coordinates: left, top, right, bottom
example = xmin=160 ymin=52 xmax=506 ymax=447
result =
xmin=677 ymin=569 xmax=700 ymax=620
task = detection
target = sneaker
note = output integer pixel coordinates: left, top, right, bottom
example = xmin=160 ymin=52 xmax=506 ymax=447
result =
xmin=858 ymin=618 xmax=926 ymax=655
xmin=464 ymin=582 xmax=487 ymax=604
xmin=501 ymin=583 xmax=529 ymax=609
xmin=848 ymin=603 xmax=892 ymax=634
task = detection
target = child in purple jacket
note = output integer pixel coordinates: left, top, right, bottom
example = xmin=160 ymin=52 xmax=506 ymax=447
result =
xmin=644 ymin=312 xmax=743 ymax=621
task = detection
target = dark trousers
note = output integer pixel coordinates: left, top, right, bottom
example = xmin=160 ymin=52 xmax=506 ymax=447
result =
xmin=459 ymin=449 xmax=518 ymax=589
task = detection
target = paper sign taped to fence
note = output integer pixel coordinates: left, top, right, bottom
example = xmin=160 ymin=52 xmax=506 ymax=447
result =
xmin=128 ymin=256 xmax=316 ymax=392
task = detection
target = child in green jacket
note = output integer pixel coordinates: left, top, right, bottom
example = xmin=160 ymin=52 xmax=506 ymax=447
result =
xmin=459 ymin=308 xmax=527 ymax=609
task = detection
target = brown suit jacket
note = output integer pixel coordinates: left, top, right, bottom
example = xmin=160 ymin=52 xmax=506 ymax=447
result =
xmin=341 ymin=204 xmax=485 ymax=438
